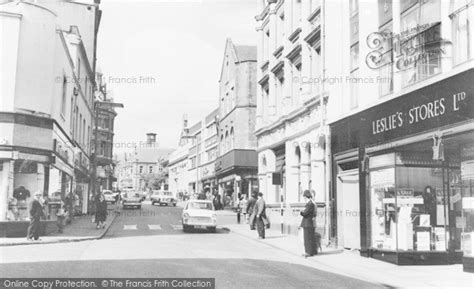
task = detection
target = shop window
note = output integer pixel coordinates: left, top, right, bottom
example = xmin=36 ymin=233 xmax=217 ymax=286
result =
xmin=369 ymin=152 xmax=463 ymax=253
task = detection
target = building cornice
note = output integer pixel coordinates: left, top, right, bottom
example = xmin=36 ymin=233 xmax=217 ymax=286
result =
xmin=255 ymin=95 xmax=322 ymax=137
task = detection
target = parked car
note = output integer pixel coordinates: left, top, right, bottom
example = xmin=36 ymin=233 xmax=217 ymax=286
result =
xmin=151 ymin=191 xmax=177 ymax=206
xmin=103 ymin=190 xmax=118 ymax=204
xmin=150 ymin=191 xmax=161 ymax=205
xmin=182 ymin=200 xmax=217 ymax=233
xmin=122 ymin=192 xmax=142 ymax=209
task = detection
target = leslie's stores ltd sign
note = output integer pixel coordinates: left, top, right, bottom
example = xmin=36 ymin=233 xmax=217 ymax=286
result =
xmin=367 ymin=69 xmax=473 ymax=144
xmin=372 ymin=91 xmax=468 ymax=135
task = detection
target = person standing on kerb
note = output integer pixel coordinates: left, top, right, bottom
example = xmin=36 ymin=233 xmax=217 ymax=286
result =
xmin=254 ymin=192 xmax=267 ymax=239
xmin=27 ymin=191 xmax=45 ymax=241
xmin=300 ymin=190 xmax=317 ymax=257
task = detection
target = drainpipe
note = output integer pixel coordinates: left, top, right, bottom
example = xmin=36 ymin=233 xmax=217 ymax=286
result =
xmin=320 ymin=0 xmax=332 ymax=247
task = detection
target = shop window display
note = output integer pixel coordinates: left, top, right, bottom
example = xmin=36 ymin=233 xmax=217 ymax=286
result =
xmin=369 ymin=152 xmax=463 ymax=253
xmin=461 ymin=156 xmax=474 ymax=271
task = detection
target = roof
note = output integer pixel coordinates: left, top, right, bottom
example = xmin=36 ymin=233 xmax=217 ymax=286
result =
xmin=136 ymin=147 xmax=174 ymax=163
xmin=233 ymin=44 xmax=257 ymax=63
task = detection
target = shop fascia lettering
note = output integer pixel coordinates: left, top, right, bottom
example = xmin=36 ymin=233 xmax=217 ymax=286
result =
xmin=372 ymin=91 xmax=466 ymax=135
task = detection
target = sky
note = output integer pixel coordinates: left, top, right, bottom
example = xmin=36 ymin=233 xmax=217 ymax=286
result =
xmin=96 ymin=0 xmax=257 ymax=152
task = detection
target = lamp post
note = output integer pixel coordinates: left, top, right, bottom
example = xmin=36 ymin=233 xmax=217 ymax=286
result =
xmin=91 ymin=100 xmax=123 ymax=209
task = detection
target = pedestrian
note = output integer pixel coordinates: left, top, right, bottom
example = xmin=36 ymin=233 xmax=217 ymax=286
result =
xmin=247 ymin=191 xmax=258 ymax=229
xmin=236 ymin=197 xmax=242 ymax=224
xmin=198 ymin=191 xmax=206 ymax=200
xmin=254 ymin=192 xmax=266 ymax=239
xmin=95 ymin=191 xmax=108 ymax=229
xmin=56 ymin=197 xmax=67 ymax=233
xmin=300 ymin=190 xmax=317 ymax=257
xmin=240 ymin=195 xmax=248 ymax=224
xmin=27 ymin=191 xmax=44 ymax=241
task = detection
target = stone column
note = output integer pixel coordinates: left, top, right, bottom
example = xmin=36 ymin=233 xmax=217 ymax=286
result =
xmin=285 ymin=141 xmax=300 ymax=204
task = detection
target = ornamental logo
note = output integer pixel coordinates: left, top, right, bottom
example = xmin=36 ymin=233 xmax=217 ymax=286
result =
xmin=365 ymin=22 xmax=451 ymax=71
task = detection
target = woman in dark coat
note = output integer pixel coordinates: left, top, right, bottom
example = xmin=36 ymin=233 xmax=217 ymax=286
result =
xmin=95 ymin=192 xmax=107 ymax=229
xmin=300 ymin=190 xmax=317 ymax=257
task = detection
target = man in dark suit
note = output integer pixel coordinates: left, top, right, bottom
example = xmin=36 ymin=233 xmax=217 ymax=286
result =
xmin=254 ymin=192 xmax=266 ymax=239
xmin=27 ymin=191 xmax=44 ymax=241
xmin=300 ymin=190 xmax=317 ymax=257
xmin=246 ymin=191 xmax=258 ymax=230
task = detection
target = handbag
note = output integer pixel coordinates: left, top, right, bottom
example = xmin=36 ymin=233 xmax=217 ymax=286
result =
xmin=262 ymin=215 xmax=270 ymax=229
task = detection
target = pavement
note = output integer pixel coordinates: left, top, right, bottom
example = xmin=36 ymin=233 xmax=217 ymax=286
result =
xmin=219 ymin=210 xmax=474 ymax=288
xmin=0 ymin=207 xmax=117 ymax=246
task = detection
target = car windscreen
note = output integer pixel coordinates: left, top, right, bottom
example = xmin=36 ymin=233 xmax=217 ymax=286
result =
xmin=125 ymin=193 xmax=139 ymax=198
xmin=187 ymin=202 xmax=213 ymax=210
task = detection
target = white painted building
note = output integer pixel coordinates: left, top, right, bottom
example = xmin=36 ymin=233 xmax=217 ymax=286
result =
xmin=0 ymin=0 xmax=102 ymax=222
xmin=255 ymin=0 xmax=330 ymax=238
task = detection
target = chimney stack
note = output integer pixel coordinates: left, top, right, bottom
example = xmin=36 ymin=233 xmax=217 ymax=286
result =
xmin=146 ymin=133 xmax=157 ymax=145
xmin=183 ymin=114 xmax=188 ymax=129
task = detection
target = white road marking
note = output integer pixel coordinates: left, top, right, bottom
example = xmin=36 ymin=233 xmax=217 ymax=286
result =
xmin=123 ymin=225 xmax=138 ymax=230
xmin=170 ymin=225 xmax=182 ymax=230
xmin=148 ymin=224 xmax=162 ymax=230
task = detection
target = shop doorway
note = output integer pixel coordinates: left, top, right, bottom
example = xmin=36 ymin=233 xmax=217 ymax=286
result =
xmin=337 ymin=169 xmax=360 ymax=249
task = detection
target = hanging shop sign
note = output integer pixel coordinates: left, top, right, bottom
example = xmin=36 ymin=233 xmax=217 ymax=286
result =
xmin=330 ymin=69 xmax=474 ymax=154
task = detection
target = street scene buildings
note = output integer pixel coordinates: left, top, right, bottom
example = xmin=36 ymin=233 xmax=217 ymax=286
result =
xmin=0 ymin=0 xmax=473 ymax=287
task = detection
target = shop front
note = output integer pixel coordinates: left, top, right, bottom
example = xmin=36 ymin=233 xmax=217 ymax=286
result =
xmin=215 ymin=149 xmax=258 ymax=208
xmin=330 ymin=68 xmax=474 ymax=265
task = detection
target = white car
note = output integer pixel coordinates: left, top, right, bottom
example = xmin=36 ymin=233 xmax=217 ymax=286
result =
xmin=182 ymin=200 xmax=217 ymax=233
xmin=103 ymin=190 xmax=118 ymax=204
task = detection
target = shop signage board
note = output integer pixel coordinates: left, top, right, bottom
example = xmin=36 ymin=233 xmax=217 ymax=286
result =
xmin=435 ymin=227 xmax=447 ymax=251
xmin=462 ymin=232 xmax=473 ymax=257
xmin=417 ymin=231 xmax=431 ymax=251
xmin=330 ymin=69 xmax=474 ymax=154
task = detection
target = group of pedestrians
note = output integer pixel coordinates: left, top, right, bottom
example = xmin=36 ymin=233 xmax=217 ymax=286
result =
xmin=244 ymin=189 xmax=319 ymax=257
xmin=245 ymin=191 xmax=268 ymax=239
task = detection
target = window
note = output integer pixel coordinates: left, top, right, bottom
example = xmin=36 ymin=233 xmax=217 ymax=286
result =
xmin=61 ymin=75 xmax=67 ymax=116
xmin=149 ymin=166 xmax=153 ymax=174
xmin=77 ymin=58 xmax=81 ymax=80
xmin=292 ymin=63 xmax=302 ymax=106
xmin=82 ymin=119 xmax=86 ymax=147
xmin=70 ymin=97 xmax=74 ymax=134
xmin=400 ymin=0 xmax=442 ymax=86
xmin=292 ymin=0 xmax=302 ymax=32
xmin=350 ymin=0 xmax=358 ymax=16
xmin=349 ymin=0 xmax=359 ymax=109
xmin=264 ymin=29 xmax=270 ymax=62
xmin=378 ymin=21 xmax=394 ymax=96
xmin=230 ymin=128 xmax=235 ymax=150
xmin=350 ymin=43 xmax=359 ymax=109
xmin=451 ymin=0 xmax=471 ymax=65
xmin=139 ymin=166 xmax=144 ymax=174
xmin=79 ymin=114 xmax=83 ymax=143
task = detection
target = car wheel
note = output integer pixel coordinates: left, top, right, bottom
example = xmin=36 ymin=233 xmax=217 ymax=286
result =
xmin=138 ymin=206 xmax=141 ymax=209
xmin=183 ymin=225 xmax=190 ymax=233
xmin=209 ymin=227 xmax=216 ymax=233
xmin=173 ymin=203 xmax=177 ymax=207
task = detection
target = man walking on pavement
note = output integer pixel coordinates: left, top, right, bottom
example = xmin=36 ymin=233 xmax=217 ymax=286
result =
xmin=254 ymin=192 xmax=266 ymax=239
xmin=246 ymin=191 xmax=258 ymax=229
xmin=27 ymin=191 xmax=45 ymax=241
